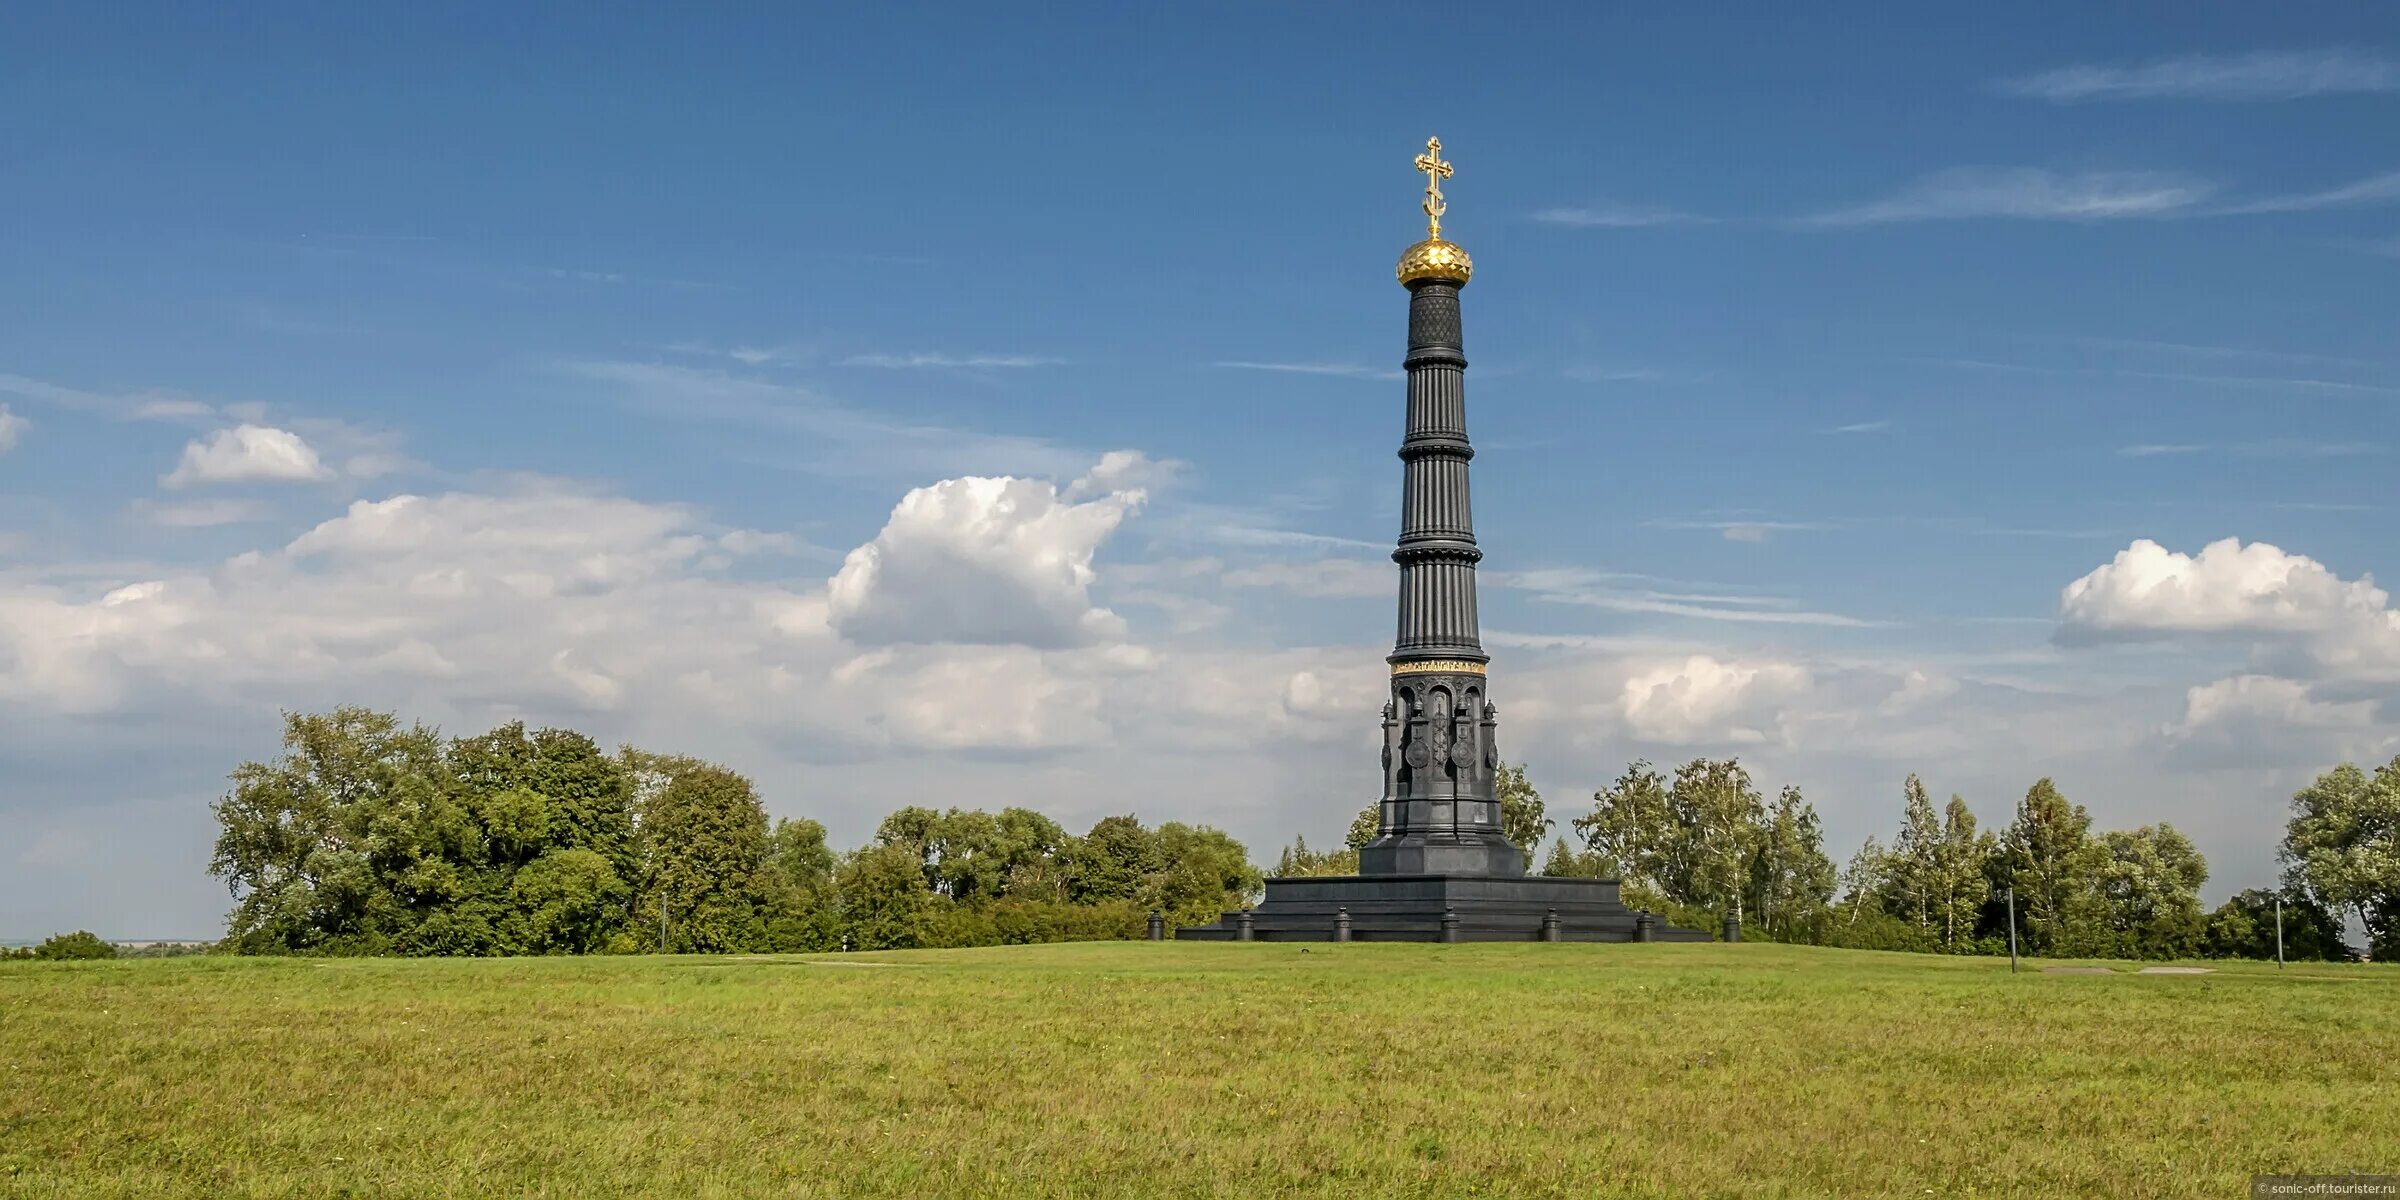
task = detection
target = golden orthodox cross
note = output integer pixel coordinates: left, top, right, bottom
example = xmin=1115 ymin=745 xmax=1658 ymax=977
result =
xmin=1413 ymin=137 xmax=1454 ymax=237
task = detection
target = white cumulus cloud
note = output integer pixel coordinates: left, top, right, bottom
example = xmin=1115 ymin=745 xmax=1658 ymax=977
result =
xmin=828 ymin=454 xmax=1152 ymax=649
xmin=1615 ymin=654 xmax=1811 ymax=745
xmin=162 ymin=425 xmax=335 ymax=488
xmin=2060 ymin=538 xmax=2390 ymax=634
xmin=2173 ymin=674 xmax=2377 ymax=735
xmin=2164 ymin=674 xmax=2392 ymax=765
xmin=0 ymin=403 xmax=26 ymax=453
xmin=2060 ymin=538 xmax=2400 ymax=684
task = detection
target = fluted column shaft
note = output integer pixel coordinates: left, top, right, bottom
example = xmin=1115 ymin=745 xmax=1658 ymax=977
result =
xmin=1390 ymin=280 xmax=1485 ymax=661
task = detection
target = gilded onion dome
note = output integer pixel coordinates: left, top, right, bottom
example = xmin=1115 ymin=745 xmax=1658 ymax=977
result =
xmin=1396 ymin=236 xmax=1473 ymax=286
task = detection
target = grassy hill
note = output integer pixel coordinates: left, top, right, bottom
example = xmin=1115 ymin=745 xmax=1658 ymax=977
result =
xmin=4 ymin=943 xmax=2393 ymax=1197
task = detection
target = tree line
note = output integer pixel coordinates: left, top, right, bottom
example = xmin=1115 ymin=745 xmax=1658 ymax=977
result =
xmin=1286 ymin=755 xmax=2384 ymax=962
xmin=12 ymin=706 xmax=2388 ymax=962
xmin=200 ymin=708 xmax=1259 ymax=956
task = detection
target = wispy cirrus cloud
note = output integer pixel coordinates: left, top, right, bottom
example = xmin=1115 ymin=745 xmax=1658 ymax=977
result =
xmin=1210 ymin=361 xmax=1402 ymax=382
xmin=539 ymin=266 xmax=725 ymax=290
xmin=1220 ymin=558 xmax=1390 ymax=599
xmin=839 ymin=352 xmax=1068 ymax=370
xmin=128 ymin=498 xmax=276 ymax=528
xmin=1647 ymin=518 xmax=1840 ymax=544
xmin=1821 ymin=420 xmax=1894 ymax=435
xmin=2118 ymin=440 xmax=2383 ymax=459
xmin=1200 ymin=525 xmax=1385 ymax=552
xmin=2216 ymin=170 xmax=2400 ymax=215
xmin=1496 ymin=567 xmax=1876 ymax=627
xmin=1531 ymin=204 xmax=1710 ymax=228
xmin=0 ymin=404 xmax=25 ymax=453
xmin=1998 ymin=49 xmax=2400 ymax=103
xmin=0 ymin=373 xmax=221 ymax=427
xmin=1916 ymin=356 xmax=2400 ymax=398
xmin=566 ymin=360 xmax=1090 ymax=481
xmin=1562 ymin=365 xmax=1706 ymax=385
xmin=1536 ymin=164 xmax=2400 ymax=235
xmin=2063 ymin=335 xmax=2383 ymax=372
xmin=1799 ymin=168 xmax=2214 ymax=227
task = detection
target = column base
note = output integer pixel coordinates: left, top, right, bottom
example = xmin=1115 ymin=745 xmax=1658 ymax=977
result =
xmin=1358 ymin=830 xmax=1527 ymax=877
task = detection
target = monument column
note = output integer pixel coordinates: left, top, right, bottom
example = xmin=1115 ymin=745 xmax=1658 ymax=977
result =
xmin=1359 ymin=137 xmax=1523 ymax=878
xmin=1175 ymin=138 xmax=1707 ymax=940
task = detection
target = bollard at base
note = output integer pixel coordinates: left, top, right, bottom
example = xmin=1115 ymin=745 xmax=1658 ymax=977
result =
xmin=1146 ymin=911 xmax=1165 ymax=941
xmin=1438 ymin=906 xmax=1459 ymax=944
xmin=1235 ymin=910 xmax=1255 ymax=942
xmin=1540 ymin=909 xmax=1562 ymax=943
xmin=1333 ymin=906 xmax=1352 ymax=942
xmin=1722 ymin=912 xmax=1741 ymax=943
xmin=1633 ymin=910 xmax=1655 ymax=943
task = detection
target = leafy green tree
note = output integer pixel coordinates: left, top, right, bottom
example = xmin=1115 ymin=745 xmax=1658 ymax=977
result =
xmin=1751 ymin=785 xmax=1836 ymax=939
xmin=32 ymin=931 xmax=118 ymax=960
xmin=874 ymin=805 xmax=947 ymax=890
xmin=630 ymin=756 xmax=769 ymax=953
xmin=2280 ymin=757 xmax=2400 ymax=961
xmin=1063 ymin=815 xmax=1160 ymax=904
xmin=1346 ymin=802 xmax=1380 ymax=851
xmin=1147 ymin=822 xmax=1262 ymax=925
xmin=1575 ymin=760 xmax=1670 ymax=895
xmin=992 ymin=808 xmax=1069 ymax=896
xmin=932 ymin=809 xmax=1008 ymax=900
xmin=2096 ymin=824 xmax=2209 ymax=958
xmin=210 ymin=707 xmax=450 ymax=955
xmin=1671 ymin=758 xmax=1765 ymax=922
xmin=1539 ymin=836 xmax=1613 ymax=878
xmin=887 ymin=806 xmax=1073 ymax=902
xmin=1931 ymin=796 xmax=1994 ymax=948
xmin=837 ymin=841 xmax=942 ymax=950
xmin=1272 ymin=833 xmax=1357 ymax=878
xmin=1999 ymin=778 xmax=2109 ymax=956
xmin=757 ymin=818 xmax=841 ymax=952
xmin=507 ymin=848 xmax=630 ymax=954
xmin=449 ymin=723 xmax=635 ymax=882
xmin=1888 ymin=775 xmax=1943 ymax=933
xmin=1277 ymin=802 xmax=1384 ymax=879
xmin=2204 ymin=888 xmax=2352 ymax=961
xmin=1494 ymin=762 xmax=1551 ymax=868
xmin=1837 ymin=836 xmax=1891 ymax=928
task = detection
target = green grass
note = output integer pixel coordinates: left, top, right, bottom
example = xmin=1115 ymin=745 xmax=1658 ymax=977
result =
xmin=3 ymin=944 xmax=2394 ymax=1198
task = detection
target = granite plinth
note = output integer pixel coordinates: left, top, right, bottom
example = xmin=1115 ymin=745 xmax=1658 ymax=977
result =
xmin=1176 ymin=873 xmax=1712 ymax=942
xmin=1358 ymin=830 xmax=1526 ymax=877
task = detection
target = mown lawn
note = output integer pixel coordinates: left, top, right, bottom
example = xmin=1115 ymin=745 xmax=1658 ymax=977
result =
xmin=2 ymin=943 xmax=2394 ymax=1197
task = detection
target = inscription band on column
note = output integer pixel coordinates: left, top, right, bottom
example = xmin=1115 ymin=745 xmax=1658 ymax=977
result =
xmin=1391 ymin=659 xmax=1487 ymax=676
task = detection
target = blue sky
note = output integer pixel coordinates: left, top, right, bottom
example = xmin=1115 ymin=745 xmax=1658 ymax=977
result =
xmin=3 ymin=5 xmax=2397 ymax=936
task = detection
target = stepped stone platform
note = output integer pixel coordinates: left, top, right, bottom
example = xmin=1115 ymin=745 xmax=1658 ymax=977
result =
xmin=1177 ymin=873 xmax=1713 ymax=943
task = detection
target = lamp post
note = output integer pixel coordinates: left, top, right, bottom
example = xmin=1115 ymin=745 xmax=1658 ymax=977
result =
xmin=2006 ymin=884 xmax=2018 ymax=975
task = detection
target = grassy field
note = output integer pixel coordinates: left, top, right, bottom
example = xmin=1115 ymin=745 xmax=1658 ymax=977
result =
xmin=3 ymin=943 xmax=2395 ymax=1198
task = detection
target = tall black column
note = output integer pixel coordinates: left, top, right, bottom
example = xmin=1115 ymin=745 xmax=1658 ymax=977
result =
xmin=1358 ymin=236 xmax=1522 ymax=878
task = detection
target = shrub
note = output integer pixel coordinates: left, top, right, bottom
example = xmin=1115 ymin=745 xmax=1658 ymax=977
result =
xmin=33 ymin=931 xmax=119 ymax=960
